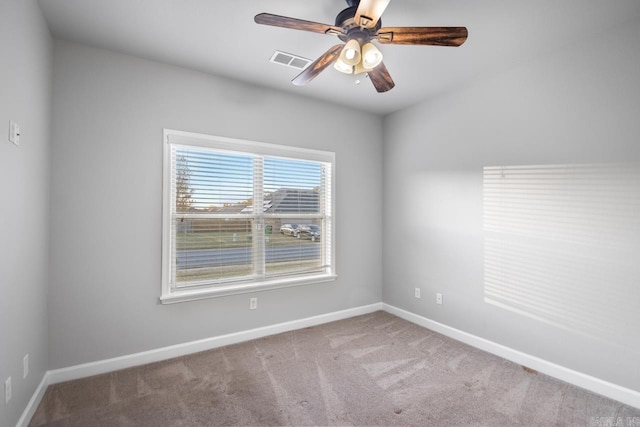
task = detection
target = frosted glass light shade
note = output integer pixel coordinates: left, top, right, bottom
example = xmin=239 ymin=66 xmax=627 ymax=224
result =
xmin=333 ymin=58 xmax=354 ymax=74
xmin=361 ymin=42 xmax=383 ymax=70
xmin=339 ymin=39 xmax=361 ymax=66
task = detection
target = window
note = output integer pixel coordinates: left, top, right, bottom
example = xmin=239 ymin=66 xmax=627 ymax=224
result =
xmin=162 ymin=130 xmax=335 ymax=303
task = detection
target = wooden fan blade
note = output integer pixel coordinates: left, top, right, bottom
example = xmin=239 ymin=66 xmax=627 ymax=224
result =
xmin=255 ymin=13 xmax=344 ymax=36
xmin=292 ymin=44 xmax=344 ymax=86
xmin=367 ymin=62 xmax=395 ymax=93
xmin=354 ymin=0 xmax=391 ymax=29
xmin=376 ymin=27 xmax=468 ymax=46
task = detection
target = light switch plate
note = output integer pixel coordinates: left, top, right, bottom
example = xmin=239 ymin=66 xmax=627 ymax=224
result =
xmin=9 ymin=120 xmax=20 ymax=145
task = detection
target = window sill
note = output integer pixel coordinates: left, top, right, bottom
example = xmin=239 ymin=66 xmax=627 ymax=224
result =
xmin=160 ymin=273 xmax=337 ymax=304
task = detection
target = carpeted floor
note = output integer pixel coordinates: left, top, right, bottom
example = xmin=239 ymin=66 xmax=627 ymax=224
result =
xmin=30 ymin=311 xmax=640 ymax=426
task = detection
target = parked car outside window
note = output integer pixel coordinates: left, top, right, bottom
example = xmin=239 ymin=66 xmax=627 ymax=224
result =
xmin=280 ymin=224 xmax=300 ymax=236
xmin=297 ymin=224 xmax=321 ymax=242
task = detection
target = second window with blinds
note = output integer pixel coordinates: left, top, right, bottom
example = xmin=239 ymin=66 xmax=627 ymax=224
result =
xmin=162 ymin=130 xmax=336 ymax=303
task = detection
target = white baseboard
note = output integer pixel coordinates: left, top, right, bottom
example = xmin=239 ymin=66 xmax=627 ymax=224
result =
xmin=47 ymin=303 xmax=382 ymax=385
xmin=381 ymin=303 xmax=640 ymax=410
xmin=17 ymin=300 xmax=639 ymax=426
xmin=16 ymin=374 xmax=49 ymax=427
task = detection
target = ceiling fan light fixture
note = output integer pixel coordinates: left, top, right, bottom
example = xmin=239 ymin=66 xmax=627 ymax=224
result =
xmin=255 ymin=0 xmax=468 ymax=93
xmin=353 ymin=62 xmax=369 ymax=75
xmin=339 ymin=39 xmax=361 ymax=66
xmin=361 ymin=42 xmax=383 ymax=69
xmin=333 ymin=57 xmax=354 ymax=74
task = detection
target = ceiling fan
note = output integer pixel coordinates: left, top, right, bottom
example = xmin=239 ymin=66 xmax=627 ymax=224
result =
xmin=255 ymin=0 xmax=468 ymax=93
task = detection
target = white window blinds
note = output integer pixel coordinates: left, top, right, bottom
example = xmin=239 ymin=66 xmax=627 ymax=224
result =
xmin=162 ymin=130 xmax=335 ymax=303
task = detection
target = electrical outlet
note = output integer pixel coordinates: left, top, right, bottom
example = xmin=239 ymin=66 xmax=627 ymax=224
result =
xmin=5 ymin=377 xmax=11 ymax=404
xmin=23 ymin=354 xmax=29 ymax=379
xmin=250 ymin=297 xmax=257 ymax=310
xmin=414 ymin=288 xmax=421 ymax=299
xmin=436 ymin=293 xmax=443 ymax=305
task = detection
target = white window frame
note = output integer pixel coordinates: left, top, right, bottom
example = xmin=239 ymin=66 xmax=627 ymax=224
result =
xmin=161 ymin=129 xmax=336 ymax=304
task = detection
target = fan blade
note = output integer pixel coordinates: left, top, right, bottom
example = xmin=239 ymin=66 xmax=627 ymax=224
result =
xmin=255 ymin=13 xmax=344 ymax=36
xmin=292 ymin=44 xmax=344 ymax=86
xmin=354 ymin=0 xmax=391 ymax=29
xmin=376 ymin=27 xmax=468 ymax=46
xmin=367 ymin=62 xmax=395 ymax=93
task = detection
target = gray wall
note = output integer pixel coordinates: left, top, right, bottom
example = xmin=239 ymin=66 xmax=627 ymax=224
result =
xmin=48 ymin=40 xmax=383 ymax=369
xmin=382 ymin=18 xmax=640 ymax=391
xmin=8 ymin=6 xmax=639 ymax=423
xmin=0 ymin=1 xmax=52 ymax=425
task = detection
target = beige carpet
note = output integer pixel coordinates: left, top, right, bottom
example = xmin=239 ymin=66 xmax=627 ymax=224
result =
xmin=30 ymin=311 xmax=640 ymax=426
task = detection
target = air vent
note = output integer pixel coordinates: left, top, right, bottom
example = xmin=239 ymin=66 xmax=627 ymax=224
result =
xmin=269 ymin=51 xmax=311 ymax=70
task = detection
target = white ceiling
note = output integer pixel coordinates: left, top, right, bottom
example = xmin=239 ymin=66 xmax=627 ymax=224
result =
xmin=38 ymin=0 xmax=640 ymax=115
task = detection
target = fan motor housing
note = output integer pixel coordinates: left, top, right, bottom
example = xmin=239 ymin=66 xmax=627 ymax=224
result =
xmin=335 ymin=6 xmax=381 ymax=42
